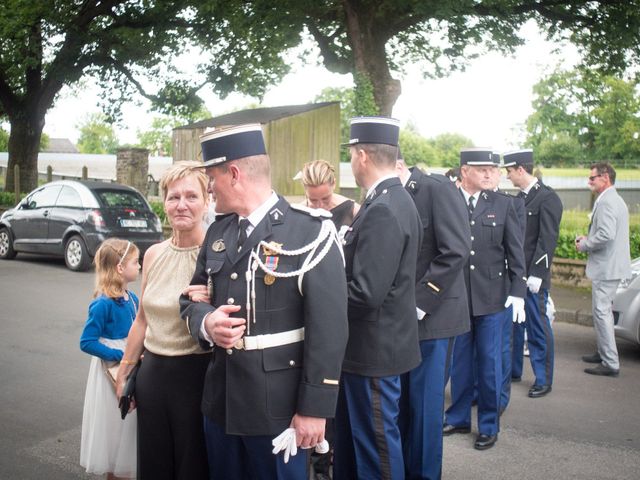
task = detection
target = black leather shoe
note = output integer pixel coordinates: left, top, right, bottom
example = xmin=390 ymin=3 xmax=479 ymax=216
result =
xmin=474 ymin=434 xmax=498 ymax=450
xmin=442 ymin=424 xmax=471 ymax=436
xmin=582 ymin=353 xmax=602 ymax=364
xmin=584 ymin=364 xmax=619 ymax=377
xmin=528 ymin=384 xmax=552 ymax=398
xmin=511 ymin=376 xmax=522 ymax=383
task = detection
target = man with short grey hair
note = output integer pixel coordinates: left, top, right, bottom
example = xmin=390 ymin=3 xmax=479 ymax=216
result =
xmin=576 ymin=162 xmax=631 ymax=377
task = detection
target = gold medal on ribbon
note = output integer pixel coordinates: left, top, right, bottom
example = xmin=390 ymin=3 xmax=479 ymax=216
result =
xmin=264 ymin=274 xmax=276 ymax=286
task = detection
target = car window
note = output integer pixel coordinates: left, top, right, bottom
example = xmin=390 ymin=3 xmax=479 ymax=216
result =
xmin=25 ymin=185 xmax=62 ymax=208
xmin=95 ymin=190 xmax=147 ymax=209
xmin=56 ymin=186 xmax=83 ymax=208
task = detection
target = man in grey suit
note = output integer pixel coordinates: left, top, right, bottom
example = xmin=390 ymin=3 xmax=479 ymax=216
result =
xmin=576 ymin=162 xmax=632 ymax=377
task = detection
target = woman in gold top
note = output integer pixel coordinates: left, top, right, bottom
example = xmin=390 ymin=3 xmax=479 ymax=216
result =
xmin=116 ymin=162 xmax=210 ymax=479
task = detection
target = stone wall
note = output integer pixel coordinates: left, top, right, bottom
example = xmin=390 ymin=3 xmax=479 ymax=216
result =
xmin=116 ymin=148 xmax=149 ymax=195
xmin=551 ymin=258 xmax=590 ymax=288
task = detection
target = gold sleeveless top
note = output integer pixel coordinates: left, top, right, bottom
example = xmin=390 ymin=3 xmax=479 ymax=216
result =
xmin=142 ymin=242 xmax=209 ymax=356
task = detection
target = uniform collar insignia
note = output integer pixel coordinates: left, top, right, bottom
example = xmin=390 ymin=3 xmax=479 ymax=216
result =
xmin=269 ymin=207 xmax=283 ymax=222
xmin=408 ymin=180 xmax=417 ymax=190
xmin=482 ymin=192 xmax=488 ymax=200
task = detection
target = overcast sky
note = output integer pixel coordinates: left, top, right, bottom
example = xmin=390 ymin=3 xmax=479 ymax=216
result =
xmin=44 ymin=20 xmax=578 ymax=153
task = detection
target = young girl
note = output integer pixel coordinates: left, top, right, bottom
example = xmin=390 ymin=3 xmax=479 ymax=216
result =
xmin=79 ymin=238 xmax=140 ymax=480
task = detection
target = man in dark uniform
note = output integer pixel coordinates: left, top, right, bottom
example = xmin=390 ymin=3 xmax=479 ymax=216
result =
xmin=334 ymin=117 xmax=422 ymax=480
xmin=180 ymin=124 xmax=349 ymax=479
xmin=396 ymin=154 xmax=471 ymax=479
xmin=505 ymin=149 xmax=563 ymax=398
xmin=444 ymin=148 xmax=527 ymax=450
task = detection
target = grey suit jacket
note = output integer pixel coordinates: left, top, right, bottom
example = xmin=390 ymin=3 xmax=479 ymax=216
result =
xmin=584 ymin=187 xmax=632 ymax=281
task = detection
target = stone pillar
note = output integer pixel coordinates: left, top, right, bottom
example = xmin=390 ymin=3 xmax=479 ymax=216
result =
xmin=116 ymin=148 xmax=149 ymax=195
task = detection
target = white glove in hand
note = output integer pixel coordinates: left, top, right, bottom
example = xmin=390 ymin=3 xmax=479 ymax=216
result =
xmin=526 ymin=276 xmax=542 ymax=294
xmin=505 ymin=296 xmax=526 ymax=324
xmin=271 ymin=428 xmax=329 ymax=463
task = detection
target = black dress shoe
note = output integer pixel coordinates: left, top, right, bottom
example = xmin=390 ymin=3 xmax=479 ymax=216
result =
xmin=528 ymin=384 xmax=552 ymax=398
xmin=584 ymin=364 xmax=619 ymax=377
xmin=582 ymin=353 xmax=603 ymax=364
xmin=442 ymin=424 xmax=471 ymax=436
xmin=474 ymin=434 xmax=498 ymax=450
xmin=511 ymin=376 xmax=522 ymax=383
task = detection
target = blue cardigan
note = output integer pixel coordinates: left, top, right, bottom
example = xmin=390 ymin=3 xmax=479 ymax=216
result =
xmin=79 ymin=292 xmax=139 ymax=361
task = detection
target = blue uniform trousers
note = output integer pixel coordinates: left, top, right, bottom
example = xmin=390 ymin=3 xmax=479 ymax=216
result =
xmin=334 ymin=372 xmax=404 ymax=480
xmin=500 ymin=307 xmax=513 ymax=410
xmin=445 ymin=310 xmax=503 ymax=436
xmin=512 ymin=289 xmax=554 ymax=386
xmin=203 ymin=416 xmax=307 ymax=480
xmin=400 ymin=338 xmax=454 ymax=480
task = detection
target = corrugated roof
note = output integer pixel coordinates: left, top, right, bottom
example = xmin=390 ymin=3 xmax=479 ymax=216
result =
xmin=175 ymin=102 xmax=339 ymax=130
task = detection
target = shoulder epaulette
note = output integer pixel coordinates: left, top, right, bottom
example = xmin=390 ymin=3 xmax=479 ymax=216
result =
xmin=289 ymin=203 xmax=332 ymax=218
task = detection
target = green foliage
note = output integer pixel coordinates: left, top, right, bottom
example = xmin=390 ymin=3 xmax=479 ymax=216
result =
xmin=76 ymin=113 xmax=119 ymax=154
xmin=0 ymin=127 xmax=7 ymax=151
xmin=526 ymin=68 xmax=640 ymax=165
xmin=399 ymin=129 xmax=437 ymax=166
xmin=0 ymin=191 xmax=16 ymax=206
xmin=430 ymin=133 xmax=475 ymax=167
xmin=555 ymin=209 xmax=640 ymax=259
xmin=148 ymin=200 xmax=167 ymax=225
xmin=353 ymin=73 xmax=379 ymax=117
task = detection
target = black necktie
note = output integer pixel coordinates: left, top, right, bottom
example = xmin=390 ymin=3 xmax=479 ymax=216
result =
xmin=468 ymin=196 xmax=475 ymax=219
xmin=238 ymin=218 xmax=250 ymax=248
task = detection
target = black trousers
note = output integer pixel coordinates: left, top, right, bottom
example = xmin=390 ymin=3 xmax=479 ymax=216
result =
xmin=136 ymin=350 xmax=210 ymax=480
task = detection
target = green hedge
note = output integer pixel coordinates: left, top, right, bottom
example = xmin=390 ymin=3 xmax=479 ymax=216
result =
xmin=148 ymin=200 xmax=167 ymax=225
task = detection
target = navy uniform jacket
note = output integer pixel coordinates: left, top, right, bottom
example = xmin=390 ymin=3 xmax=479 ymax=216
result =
xmin=405 ymin=168 xmax=471 ymax=340
xmin=342 ymin=177 xmax=422 ymax=377
xmin=520 ymin=181 xmax=563 ymax=290
xmin=180 ymin=196 xmax=348 ymax=436
xmin=463 ymin=189 xmax=527 ymax=316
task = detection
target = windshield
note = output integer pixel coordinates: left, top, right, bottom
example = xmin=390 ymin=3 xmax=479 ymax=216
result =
xmin=95 ymin=190 xmax=147 ymax=209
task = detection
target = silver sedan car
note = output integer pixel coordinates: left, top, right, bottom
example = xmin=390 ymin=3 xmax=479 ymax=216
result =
xmin=614 ymin=257 xmax=640 ymax=346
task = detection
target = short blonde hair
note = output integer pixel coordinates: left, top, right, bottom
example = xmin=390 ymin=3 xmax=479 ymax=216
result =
xmin=301 ymin=159 xmax=336 ymax=187
xmin=159 ymin=161 xmax=209 ymax=200
xmin=94 ymin=238 xmax=139 ymax=298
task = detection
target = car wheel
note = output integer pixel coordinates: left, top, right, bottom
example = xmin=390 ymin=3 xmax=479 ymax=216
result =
xmin=65 ymin=235 xmax=91 ymax=271
xmin=0 ymin=227 xmax=17 ymax=259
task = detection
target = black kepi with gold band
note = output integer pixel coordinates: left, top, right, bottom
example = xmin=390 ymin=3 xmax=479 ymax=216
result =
xmin=460 ymin=147 xmax=497 ymax=166
xmin=502 ymin=149 xmax=533 ymax=168
xmin=199 ymin=123 xmax=267 ymax=167
xmin=344 ymin=116 xmax=401 ymax=147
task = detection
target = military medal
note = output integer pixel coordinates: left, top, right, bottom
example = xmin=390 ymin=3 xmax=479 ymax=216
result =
xmin=212 ymin=239 xmax=225 ymax=252
xmin=263 ymin=246 xmax=280 ymax=286
xmin=262 ymin=241 xmax=283 ymax=256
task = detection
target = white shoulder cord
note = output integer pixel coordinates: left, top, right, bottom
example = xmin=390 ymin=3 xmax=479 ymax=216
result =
xmin=244 ymin=219 xmax=344 ymax=334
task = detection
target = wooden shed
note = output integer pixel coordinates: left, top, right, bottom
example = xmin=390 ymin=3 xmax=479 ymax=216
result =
xmin=172 ymin=102 xmax=341 ymax=196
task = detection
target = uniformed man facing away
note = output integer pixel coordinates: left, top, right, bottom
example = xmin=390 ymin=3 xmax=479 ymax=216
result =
xmin=444 ymin=149 xmax=527 ymax=451
xmin=396 ymin=154 xmax=471 ymax=480
xmin=180 ymin=124 xmax=348 ymax=480
xmin=504 ymin=149 xmax=563 ymax=398
xmin=334 ymin=117 xmax=422 ymax=480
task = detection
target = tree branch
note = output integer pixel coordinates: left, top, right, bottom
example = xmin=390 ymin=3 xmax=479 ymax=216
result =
xmin=306 ymin=23 xmax=352 ymax=74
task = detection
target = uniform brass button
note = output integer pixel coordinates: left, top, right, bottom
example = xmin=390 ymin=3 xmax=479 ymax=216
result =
xmin=470 ymin=265 xmax=475 ymax=270
xmin=499 ymin=272 xmax=502 ymax=276
xmin=382 ymin=189 xmax=388 ymax=194
xmin=470 ymin=220 xmax=475 ymax=226
xmin=471 ymin=236 xmax=474 ymax=241
xmin=492 ymin=222 xmax=496 ymax=226
xmin=289 ymin=360 xmax=296 ymax=367
xmin=470 ymin=250 xmax=475 ymax=256
xmin=528 ymin=212 xmax=532 ymax=216
xmin=227 ymin=298 xmax=235 ymax=305
xmin=230 ymin=272 xmax=238 ymax=280
xmin=226 ymin=349 xmax=233 ymax=355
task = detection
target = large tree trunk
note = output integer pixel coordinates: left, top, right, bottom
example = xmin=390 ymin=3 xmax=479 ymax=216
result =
xmin=5 ymin=112 xmax=44 ymax=194
xmin=342 ymin=0 xmax=402 ymax=116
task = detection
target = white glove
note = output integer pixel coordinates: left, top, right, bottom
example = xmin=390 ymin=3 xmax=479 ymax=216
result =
xmin=271 ymin=428 xmax=330 ymax=463
xmin=526 ymin=276 xmax=542 ymax=294
xmin=505 ymin=296 xmax=526 ymax=324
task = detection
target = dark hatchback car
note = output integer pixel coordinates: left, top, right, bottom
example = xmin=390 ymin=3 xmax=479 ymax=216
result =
xmin=0 ymin=180 xmax=164 ymax=271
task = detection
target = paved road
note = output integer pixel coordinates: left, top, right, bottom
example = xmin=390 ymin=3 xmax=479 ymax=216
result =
xmin=1 ymin=256 xmax=639 ymax=479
